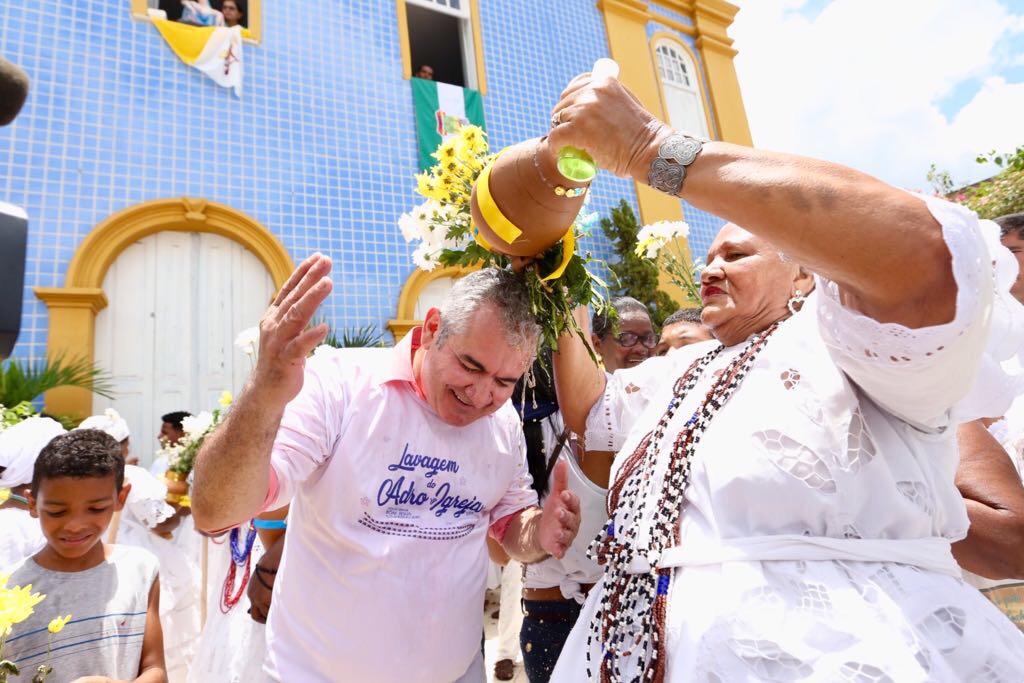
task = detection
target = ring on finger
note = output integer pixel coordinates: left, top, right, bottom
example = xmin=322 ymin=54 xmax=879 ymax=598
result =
xmin=550 ymin=110 xmax=563 ymax=128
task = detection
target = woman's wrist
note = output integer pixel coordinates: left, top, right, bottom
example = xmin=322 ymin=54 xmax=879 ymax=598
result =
xmin=628 ymin=122 xmax=673 ymax=186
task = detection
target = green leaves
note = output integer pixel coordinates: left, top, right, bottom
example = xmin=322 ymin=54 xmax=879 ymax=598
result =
xmin=932 ymin=146 xmax=1024 ymax=220
xmin=599 ymin=199 xmax=681 ymax=327
xmin=320 ymin=323 xmax=389 ymax=349
xmin=0 ymin=354 xmax=114 ymax=408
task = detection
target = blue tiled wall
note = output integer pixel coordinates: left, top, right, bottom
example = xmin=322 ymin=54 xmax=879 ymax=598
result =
xmin=0 ymin=1 xmax=724 ymax=363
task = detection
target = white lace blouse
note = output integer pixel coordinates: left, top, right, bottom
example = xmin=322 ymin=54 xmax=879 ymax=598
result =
xmin=551 ymin=196 xmax=1024 ymax=681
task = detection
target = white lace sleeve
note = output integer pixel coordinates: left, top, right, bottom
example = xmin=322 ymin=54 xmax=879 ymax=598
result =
xmin=816 ymin=194 xmax=1024 ymax=430
xmin=583 ymin=353 xmax=688 ymax=451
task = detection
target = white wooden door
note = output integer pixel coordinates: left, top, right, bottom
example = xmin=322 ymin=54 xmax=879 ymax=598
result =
xmin=93 ymin=232 xmax=275 ymax=466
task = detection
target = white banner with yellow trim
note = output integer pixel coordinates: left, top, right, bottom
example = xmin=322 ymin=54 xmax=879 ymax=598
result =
xmin=152 ymin=20 xmax=244 ymax=97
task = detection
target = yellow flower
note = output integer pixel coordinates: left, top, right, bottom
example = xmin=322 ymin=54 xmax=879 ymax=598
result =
xmin=437 ymin=171 xmax=457 ymax=191
xmin=0 ymin=582 xmax=46 ymax=636
xmin=0 ymin=488 xmax=9 ymax=505
xmin=218 ymin=391 xmax=233 ymax=407
xmin=457 ymin=125 xmax=488 ymax=157
xmin=431 ymin=138 xmax=459 ymax=163
xmin=178 ymin=495 xmax=192 ymax=509
xmin=48 ymin=614 xmax=72 ymax=634
xmin=415 ymin=172 xmax=445 ymax=201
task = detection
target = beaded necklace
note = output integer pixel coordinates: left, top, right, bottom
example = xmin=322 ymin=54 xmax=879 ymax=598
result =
xmin=587 ymin=322 xmax=780 ymax=683
xmin=221 ymin=522 xmax=257 ymax=613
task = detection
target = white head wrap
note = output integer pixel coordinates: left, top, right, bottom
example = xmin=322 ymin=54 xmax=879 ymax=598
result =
xmin=122 ymin=464 xmax=175 ymax=528
xmin=0 ymin=416 xmax=67 ymax=488
xmin=76 ymin=408 xmax=130 ymax=443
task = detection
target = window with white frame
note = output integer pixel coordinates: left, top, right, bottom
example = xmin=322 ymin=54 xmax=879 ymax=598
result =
xmin=405 ymin=0 xmax=479 ymax=89
xmin=655 ymin=40 xmax=710 ymax=139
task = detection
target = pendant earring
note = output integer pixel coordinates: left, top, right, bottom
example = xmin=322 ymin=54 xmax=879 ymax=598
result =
xmin=787 ymin=289 xmax=806 ymax=315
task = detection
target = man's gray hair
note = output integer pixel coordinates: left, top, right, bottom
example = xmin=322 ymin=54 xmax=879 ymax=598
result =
xmin=436 ymin=269 xmax=541 ymax=351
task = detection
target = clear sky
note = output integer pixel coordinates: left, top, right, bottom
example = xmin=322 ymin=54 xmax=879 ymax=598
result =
xmin=731 ymin=0 xmax=1024 ymax=191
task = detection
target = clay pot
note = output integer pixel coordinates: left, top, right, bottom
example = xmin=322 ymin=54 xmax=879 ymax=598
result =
xmin=471 ymin=137 xmax=589 ymax=257
xmin=164 ymin=470 xmax=189 ymax=505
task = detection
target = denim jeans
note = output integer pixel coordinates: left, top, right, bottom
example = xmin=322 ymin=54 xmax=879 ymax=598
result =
xmin=519 ymin=598 xmax=582 ymax=683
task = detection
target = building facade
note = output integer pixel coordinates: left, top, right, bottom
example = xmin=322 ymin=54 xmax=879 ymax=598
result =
xmin=0 ymin=0 xmax=750 ymax=462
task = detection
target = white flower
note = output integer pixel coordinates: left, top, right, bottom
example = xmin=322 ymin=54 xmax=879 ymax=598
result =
xmin=412 ymin=243 xmax=441 ymax=272
xmin=234 ymin=326 xmax=259 ymax=358
xmin=401 ymin=199 xmax=455 ymax=248
xmin=398 ymin=208 xmax=425 ymax=243
xmin=182 ymin=411 xmax=214 ymax=439
xmin=635 ymin=221 xmax=690 ymax=259
xmin=420 ymin=222 xmax=447 ymax=249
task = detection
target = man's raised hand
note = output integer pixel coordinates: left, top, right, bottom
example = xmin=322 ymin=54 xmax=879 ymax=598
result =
xmin=254 ymin=253 xmax=333 ymax=406
xmin=538 ymin=459 xmax=582 ymax=559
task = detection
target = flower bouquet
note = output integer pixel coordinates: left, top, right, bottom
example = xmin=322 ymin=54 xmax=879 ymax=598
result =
xmin=401 ymin=124 xmax=612 ymax=356
xmin=157 ymin=391 xmax=233 ymax=507
xmin=634 ymin=220 xmax=702 ymax=306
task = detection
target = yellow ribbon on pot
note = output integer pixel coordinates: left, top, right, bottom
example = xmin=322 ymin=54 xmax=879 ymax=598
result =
xmin=474 ymin=150 xmax=523 ymax=246
xmin=473 ymin=228 xmax=575 ymax=282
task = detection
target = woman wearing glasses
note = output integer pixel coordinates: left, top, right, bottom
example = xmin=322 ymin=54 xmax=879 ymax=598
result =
xmin=519 ymin=297 xmax=660 ymax=682
xmin=591 ymin=297 xmax=658 ymax=372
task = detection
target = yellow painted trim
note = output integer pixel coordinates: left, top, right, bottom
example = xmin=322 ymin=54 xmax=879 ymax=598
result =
xmin=597 ymin=0 xmax=686 ymax=232
xmin=245 ymin=0 xmax=262 ymax=45
xmin=599 ymin=0 xmax=704 ymax=308
xmin=396 ymin=0 xmax=487 ymax=94
xmin=649 ymin=31 xmax=719 ymax=139
xmin=36 ymin=197 xmax=293 ymax=417
xmin=468 ymin=0 xmax=487 ymax=95
xmin=690 ymin=0 xmax=751 ymax=144
xmin=131 ymin=0 xmax=262 ymax=44
xmin=387 ymin=264 xmax=480 ymax=342
xmin=645 ymin=2 xmax=696 ymax=37
xmin=396 ymin=0 xmax=413 ymax=80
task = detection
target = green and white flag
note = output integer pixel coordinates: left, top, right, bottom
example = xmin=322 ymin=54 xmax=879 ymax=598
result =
xmin=412 ymin=78 xmax=485 ymax=171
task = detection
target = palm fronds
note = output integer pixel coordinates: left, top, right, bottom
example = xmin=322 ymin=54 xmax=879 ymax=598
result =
xmin=318 ymin=320 xmax=389 ymax=348
xmin=0 ymin=354 xmax=115 ymax=407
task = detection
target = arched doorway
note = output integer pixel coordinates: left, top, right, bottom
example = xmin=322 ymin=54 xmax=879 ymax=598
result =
xmin=92 ymin=231 xmax=276 ymax=464
xmin=387 ymin=264 xmax=479 ymax=342
xmin=36 ymin=197 xmax=293 ymax=461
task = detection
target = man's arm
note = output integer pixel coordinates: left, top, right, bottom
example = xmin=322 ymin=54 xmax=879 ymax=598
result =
xmin=952 ymin=419 xmax=1024 ymax=579
xmin=191 ymin=254 xmax=333 ymax=531
xmin=500 ymin=460 xmax=580 ymax=563
xmin=247 ymin=532 xmax=285 ymax=625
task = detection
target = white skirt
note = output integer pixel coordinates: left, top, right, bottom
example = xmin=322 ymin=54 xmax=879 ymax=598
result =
xmin=551 ymin=558 xmax=1024 ymax=682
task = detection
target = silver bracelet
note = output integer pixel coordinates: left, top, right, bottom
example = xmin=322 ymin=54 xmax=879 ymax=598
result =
xmin=647 ymin=133 xmax=705 ymax=196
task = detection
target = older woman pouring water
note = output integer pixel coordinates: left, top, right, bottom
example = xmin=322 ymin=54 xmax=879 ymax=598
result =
xmin=546 ymin=73 xmax=1024 ymax=681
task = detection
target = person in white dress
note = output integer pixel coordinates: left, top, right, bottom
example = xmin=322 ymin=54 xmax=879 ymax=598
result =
xmin=187 ymin=523 xmax=270 ymax=683
xmin=117 ymin=464 xmax=202 ymax=683
xmin=518 ymin=300 xmax=662 ymax=683
xmin=545 ymin=73 xmax=1024 ymax=681
xmin=0 ymin=416 xmax=65 ymax=569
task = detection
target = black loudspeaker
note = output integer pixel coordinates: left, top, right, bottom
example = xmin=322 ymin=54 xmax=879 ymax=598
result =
xmin=0 ymin=202 xmax=27 ymax=360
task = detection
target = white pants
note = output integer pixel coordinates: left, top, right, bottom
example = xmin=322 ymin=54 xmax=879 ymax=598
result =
xmin=497 ymin=561 xmax=524 ymax=661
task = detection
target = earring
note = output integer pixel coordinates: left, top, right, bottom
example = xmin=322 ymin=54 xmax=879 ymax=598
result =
xmin=787 ymin=289 xmax=806 ymax=315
